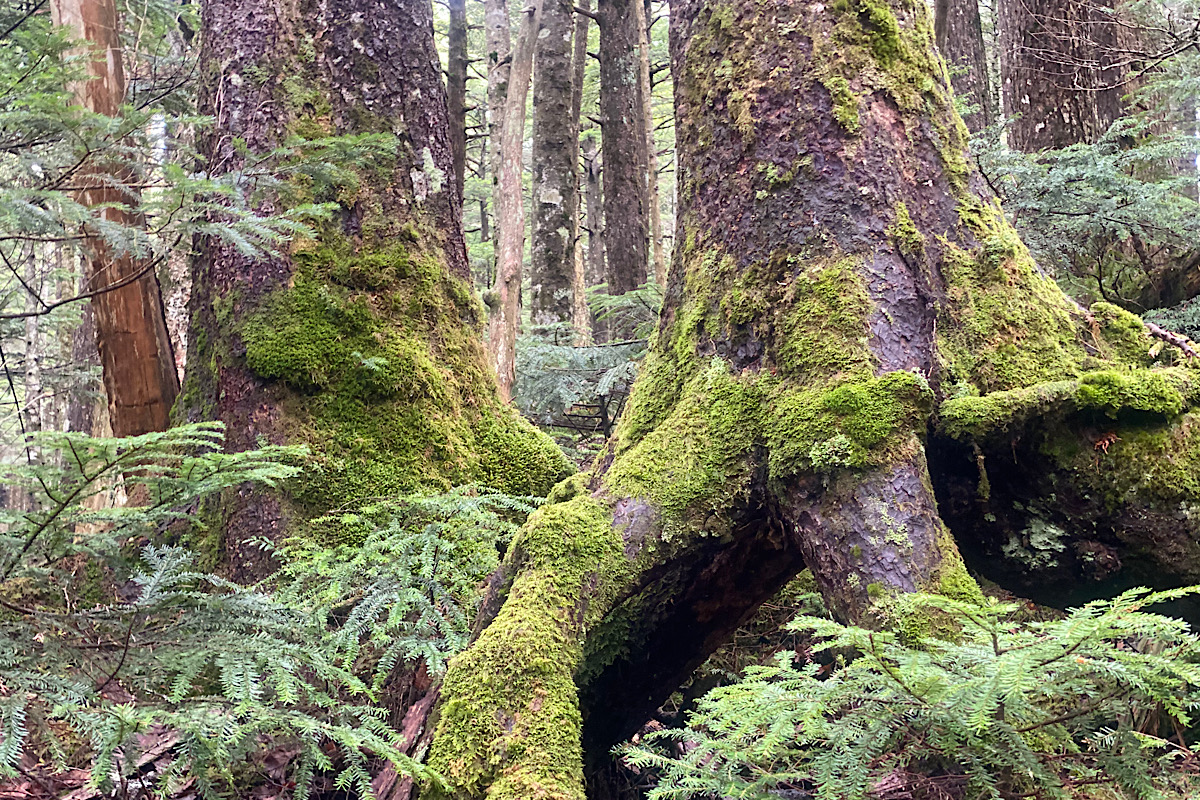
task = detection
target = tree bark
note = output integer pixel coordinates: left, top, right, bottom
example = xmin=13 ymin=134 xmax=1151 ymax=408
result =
xmin=635 ymin=0 xmax=665 ymax=285
xmin=51 ymin=0 xmax=180 ymax=438
xmin=582 ymin=134 xmax=608 ymax=343
xmin=569 ymin=0 xmax=593 ymax=342
xmin=181 ymin=0 xmax=569 ymax=581
xmin=447 ymin=0 xmax=469 ymax=199
xmin=424 ymin=0 xmax=1200 ymax=794
xmin=999 ymin=0 xmax=1125 ymax=151
xmin=598 ymin=0 xmax=649 ymax=307
xmin=934 ymin=0 xmax=994 ymax=132
xmin=486 ymin=0 xmax=542 ymax=399
xmin=529 ymin=0 xmax=578 ymax=330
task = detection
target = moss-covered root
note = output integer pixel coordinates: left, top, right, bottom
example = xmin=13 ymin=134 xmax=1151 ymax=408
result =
xmin=424 ymin=482 xmax=630 ymax=800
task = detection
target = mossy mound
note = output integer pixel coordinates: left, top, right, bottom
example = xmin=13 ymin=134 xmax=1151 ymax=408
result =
xmin=238 ymin=235 xmax=572 ymax=511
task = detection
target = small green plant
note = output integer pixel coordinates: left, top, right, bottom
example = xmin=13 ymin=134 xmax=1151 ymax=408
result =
xmin=623 ymin=588 xmax=1200 ymax=800
xmin=0 ymin=424 xmax=536 ymax=799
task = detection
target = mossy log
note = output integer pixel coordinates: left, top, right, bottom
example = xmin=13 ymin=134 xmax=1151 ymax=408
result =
xmin=422 ymin=0 xmax=1200 ymax=796
xmin=180 ymin=0 xmax=570 ymax=581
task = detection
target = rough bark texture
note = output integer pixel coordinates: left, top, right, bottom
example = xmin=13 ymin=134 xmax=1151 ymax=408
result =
xmin=486 ymin=0 xmax=542 ymax=399
xmin=934 ymin=0 xmax=993 ymax=132
xmin=423 ymin=0 xmax=1200 ymax=796
xmin=598 ymin=0 xmax=649 ymax=304
xmin=447 ymin=0 xmax=469 ymax=199
xmin=569 ymin=0 xmax=593 ymax=341
xmin=999 ymin=0 xmax=1125 ymax=151
xmin=181 ymin=0 xmax=570 ymax=581
xmin=529 ymin=0 xmax=579 ymax=329
xmin=51 ymin=0 xmax=180 ymax=438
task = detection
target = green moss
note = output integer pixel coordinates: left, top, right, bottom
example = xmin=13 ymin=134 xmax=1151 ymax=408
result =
xmin=1091 ymin=301 xmax=1156 ymax=366
xmin=887 ymin=201 xmax=924 ymax=255
xmin=767 ymin=371 xmax=933 ymax=480
xmin=425 ymin=489 xmax=632 ymax=800
xmin=936 ymin=212 xmax=1091 ymax=393
xmin=1042 ymin=412 xmax=1200 ymax=512
xmin=940 ymin=368 xmax=1196 ymax=440
xmin=238 ymin=235 xmax=571 ymax=512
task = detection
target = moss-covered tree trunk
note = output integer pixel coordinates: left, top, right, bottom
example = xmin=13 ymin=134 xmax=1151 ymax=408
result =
xmin=422 ymin=0 xmax=1200 ymax=795
xmin=181 ymin=0 xmax=570 ymax=580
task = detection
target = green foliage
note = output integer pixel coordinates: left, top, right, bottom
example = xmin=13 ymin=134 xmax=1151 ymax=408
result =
xmin=624 ymin=588 xmax=1200 ymax=800
xmin=975 ymin=118 xmax=1200 ymax=307
xmin=0 ymin=424 xmax=537 ymax=799
xmin=277 ymin=486 xmax=540 ymax=687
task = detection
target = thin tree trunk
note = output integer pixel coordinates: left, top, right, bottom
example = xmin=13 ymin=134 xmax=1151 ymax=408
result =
xmin=485 ymin=0 xmax=512 ymax=211
xmin=486 ymin=0 xmax=542 ymax=399
xmin=569 ymin=0 xmax=593 ymax=342
xmin=51 ymin=0 xmax=180 ymax=438
xmin=635 ymin=0 xmax=665 ymax=284
xmin=447 ymin=0 xmax=469 ymax=200
xmin=529 ymin=0 xmax=578 ymax=331
xmin=182 ymin=0 xmax=568 ymax=581
xmin=582 ymin=134 xmax=607 ymax=342
xmin=999 ymin=0 xmax=1124 ymax=151
xmin=599 ymin=0 xmax=649 ymax=307
xmin=934 ymin=0 xmax=994 ymax=132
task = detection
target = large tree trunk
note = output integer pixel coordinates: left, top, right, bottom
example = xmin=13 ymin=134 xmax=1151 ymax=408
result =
xmin=180 ymin=0 xmax=570 ymax=581
xmin=51 ymin=0 xmax=180 ymax=438
xmin=598 ymin=0 xmax=649 ymax=307
xmin=999 ymin=0 xmax=1125 ymax=151
xmin=423 ymin=0 xmax=1200 ymax=795
xmin=935 ymin=0 xmax=994 ymax=132
xmin=485 ymin=0 xmax=542 ymax=399
xmin=529 ymin=0 xmax=579 ymax=331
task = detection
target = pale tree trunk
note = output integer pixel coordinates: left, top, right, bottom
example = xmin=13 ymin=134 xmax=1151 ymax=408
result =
xmin=582 ymin=134 xmax=607 ymax=342
xmin=569 ymin=0 xmax=593 ymax=342
xmin=181 ymin=0 xmax=569 ymax=582
xmin=999 ymin=0 xmax=1124 ymax=151
xmin=529 ymin=0 xmax=578 ymax=332
xmin=486 ymin=0 xmax=543 ymax=399
xmin=635 ymin=0 xmax=665 ymax=284
xmin=425 ymin=0 xmax=1200 ymax=794
xmin=598 ymin=0 xmax=649 ymax=309
xmin=935 ymin=0 xmax=994 ymax=132
xmin=447 ymin=0 xmax=469 ymax=199
xmin=51 ymin=0 xmax=180 ymax=438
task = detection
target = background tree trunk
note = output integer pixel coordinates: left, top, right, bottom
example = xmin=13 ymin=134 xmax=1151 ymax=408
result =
xmin=599 ymin=0 xmax=649 ymax=308
xmin=570 ymin=0 xmax=593 ymax=342
xmin=51 ymin=0 xmax=180 ymax=438
xmin=999 ymin=0 xmax=1125 ymax=151
xmin=635 ymin=0 xmax=665 ymax=285
xmin=582 ymin=134 xmax=608 ymax=342
xmin=486 ymin=0 xmax=542 ymax=398
xmin=529 ymin=0 xmax=578 ymax=331
xmin=447 ymin=0 xmax=469 ymax=199
xmin=935 ymin=0 xmax=994 ymax=132
xmin=181 ymin=0 xmax=569 ymax=581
